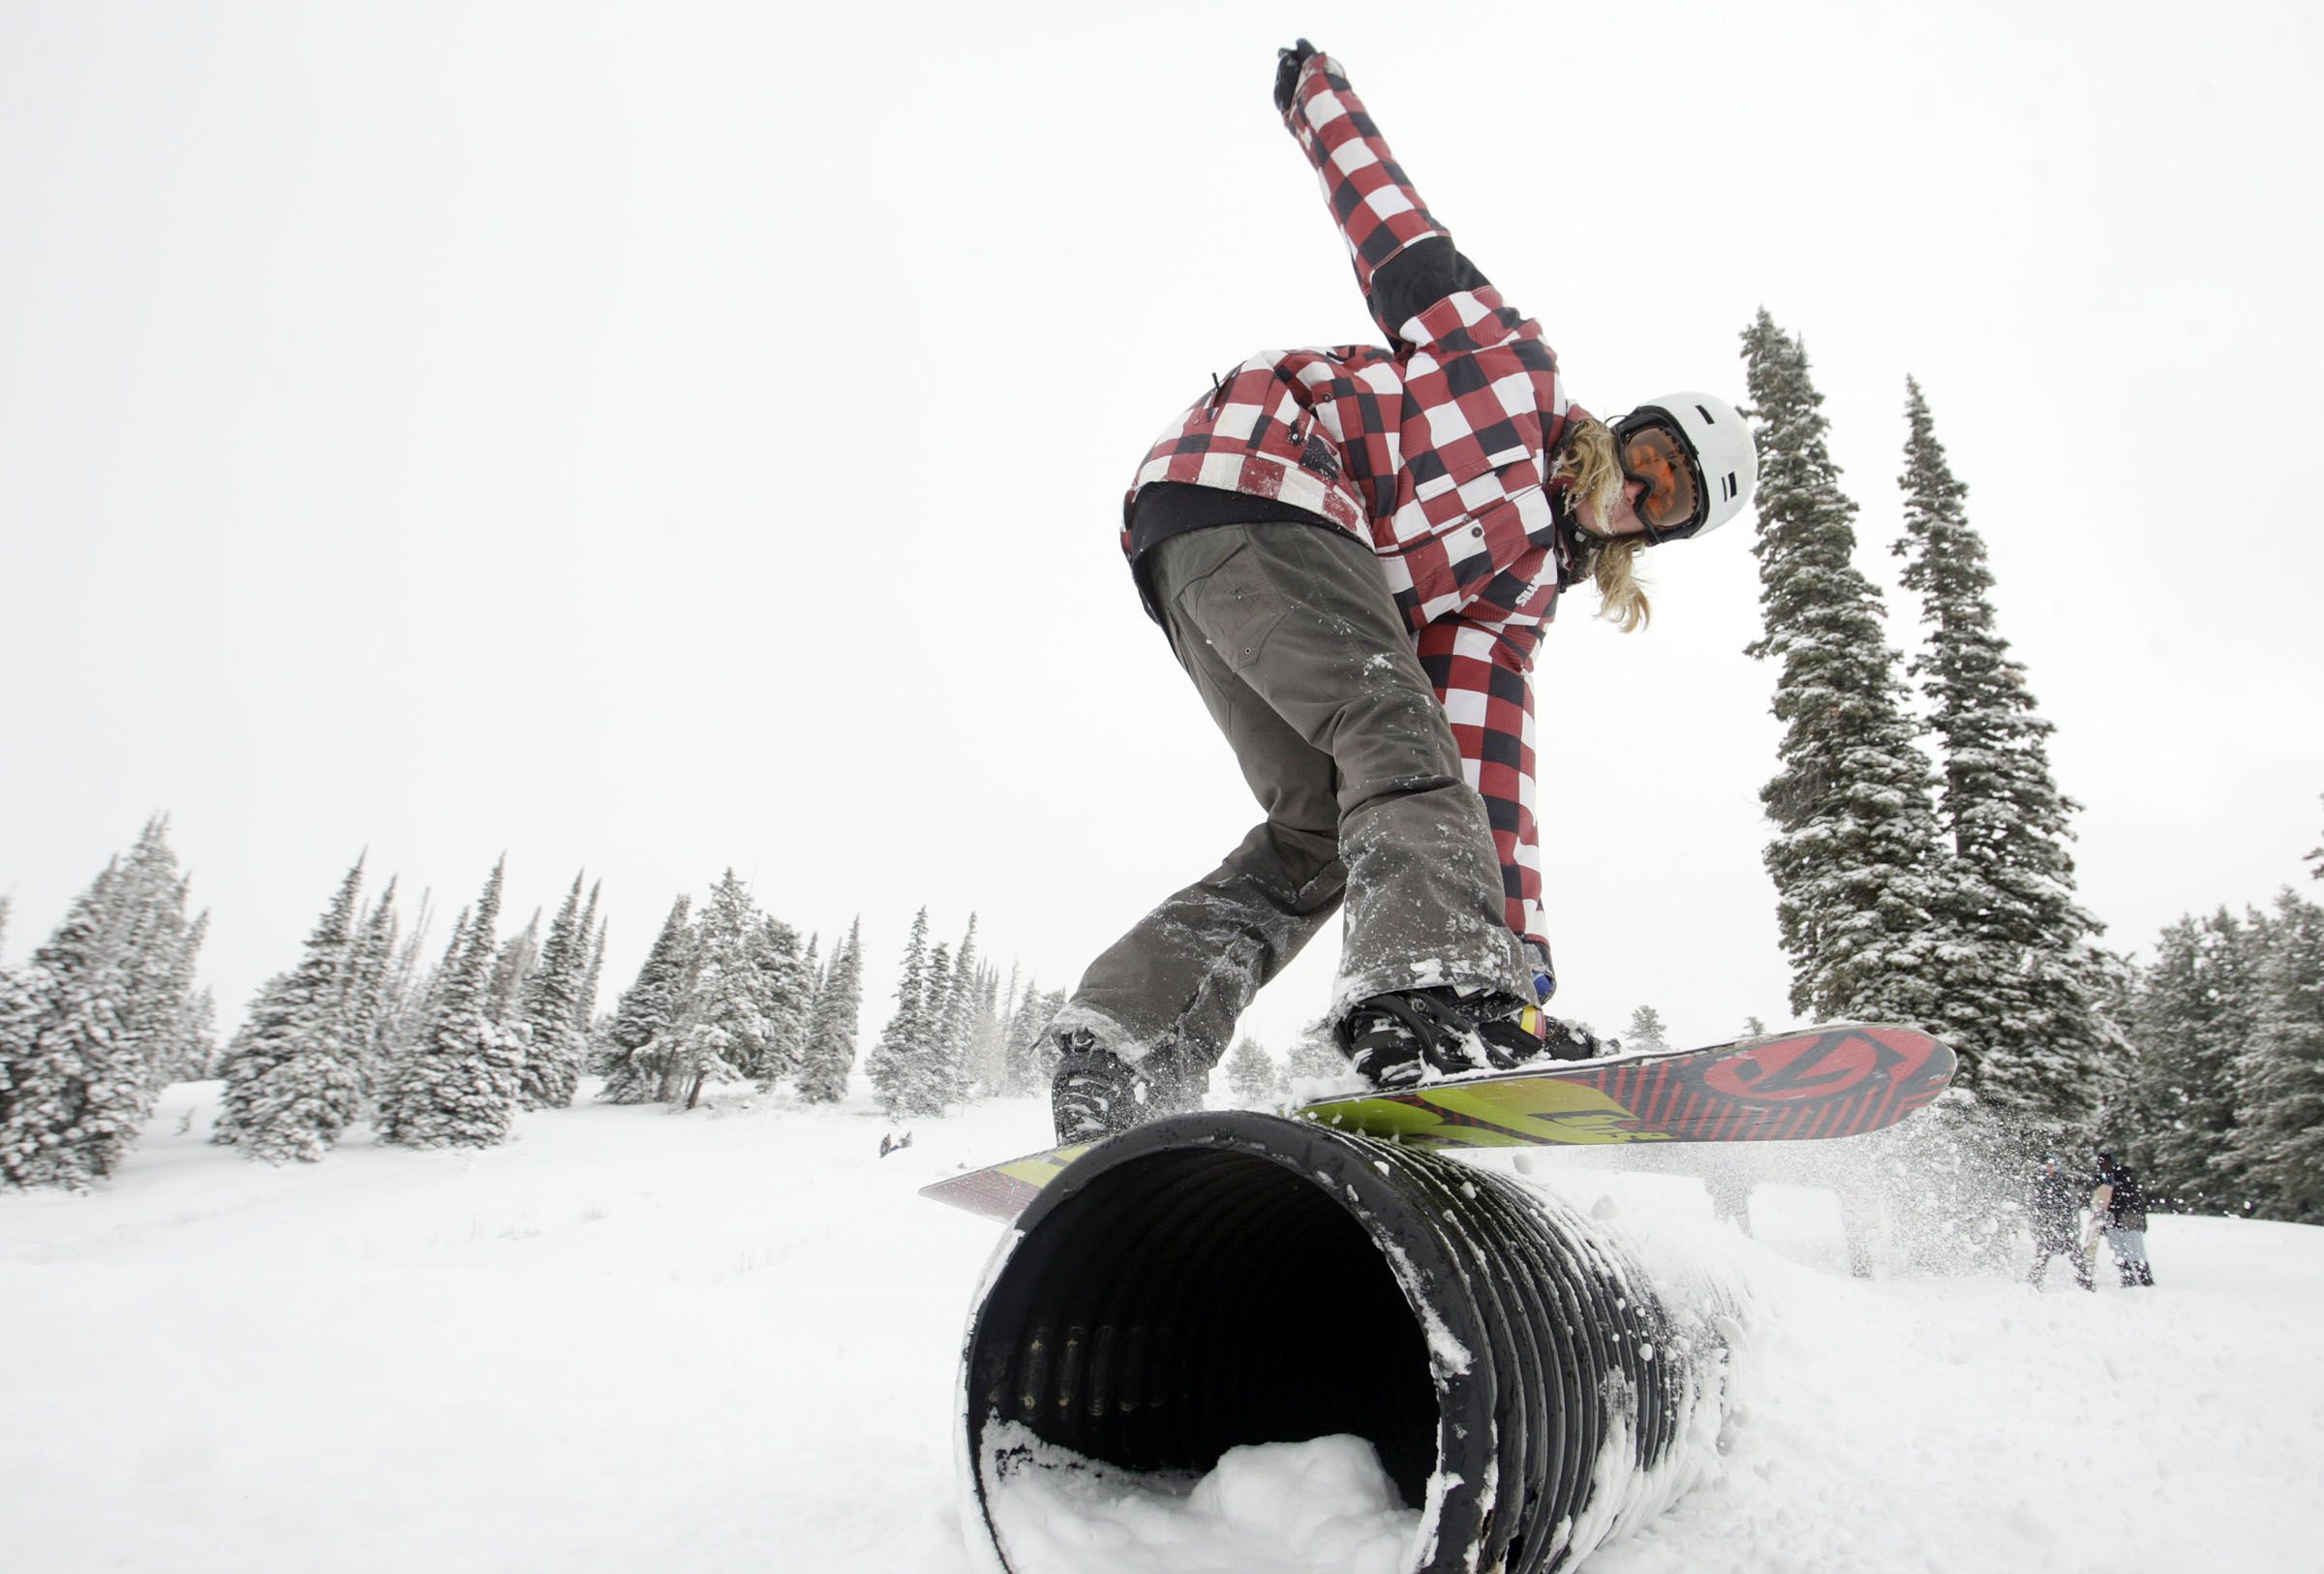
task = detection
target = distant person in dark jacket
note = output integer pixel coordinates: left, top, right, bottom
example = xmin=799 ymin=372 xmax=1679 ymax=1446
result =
xmin=2027 ymin=1155 xmax=2094 ymax=1291
xmin=2093 ymin=1151 xmax=2155 ymax=1286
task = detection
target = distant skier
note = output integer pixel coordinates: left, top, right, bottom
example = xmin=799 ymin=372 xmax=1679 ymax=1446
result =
xmin=2092 ymin=1150 xmax=2155 ymax=1286
xmin=1045 ymin=41 xmax=1758 ymax=1144
xmin=2027 ymin=1155 xmax=2095 ymax=1291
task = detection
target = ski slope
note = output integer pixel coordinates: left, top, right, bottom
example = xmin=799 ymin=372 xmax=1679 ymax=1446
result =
xmin=0 ymin=1082 xmax=2314 ymax=1573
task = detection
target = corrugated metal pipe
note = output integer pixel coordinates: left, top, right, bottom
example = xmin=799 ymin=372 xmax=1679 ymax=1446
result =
xmin=956 ymin=1110 xmax=1736 ymax=1574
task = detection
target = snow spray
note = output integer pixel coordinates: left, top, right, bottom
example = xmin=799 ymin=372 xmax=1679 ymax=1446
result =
xmin=952 ymin=1110 xmax=1738 ymax=1574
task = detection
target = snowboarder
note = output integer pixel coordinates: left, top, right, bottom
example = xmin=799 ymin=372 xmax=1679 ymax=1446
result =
xmin=1045 ymin=41 xmax=1758 ymax=1145
xmin=2027 ymin=1155 xmax=2095 ymax=1291
xmin=2092 ymin=1150 xmax=2155 ymax=1286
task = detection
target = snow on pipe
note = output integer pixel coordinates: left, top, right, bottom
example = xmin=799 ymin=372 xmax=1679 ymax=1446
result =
xmin=954 ymin=1110 xmax=1737 ymax=1574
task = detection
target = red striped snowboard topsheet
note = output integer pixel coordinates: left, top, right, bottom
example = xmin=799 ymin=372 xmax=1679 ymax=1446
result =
xmin=921 ymin=1022 xmax=1953 ymax=1223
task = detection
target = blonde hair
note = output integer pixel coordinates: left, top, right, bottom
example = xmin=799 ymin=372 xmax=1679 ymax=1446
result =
xmin=1552 ymin=415 xmax=1651 ymax=633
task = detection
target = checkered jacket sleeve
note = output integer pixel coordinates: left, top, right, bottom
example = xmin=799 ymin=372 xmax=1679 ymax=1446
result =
xmin=1284 ymin=52 xmax=1461 ymax=342
xmin=1416 ymin=616 xmax=1552 ymax=970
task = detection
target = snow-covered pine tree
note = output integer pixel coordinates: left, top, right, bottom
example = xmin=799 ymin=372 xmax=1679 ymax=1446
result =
xmin=514 ymin=873 xmax=589 ymax=1110
xmin=1625 ymin=1005 xmax=1671 ymax=1053
xmin=0 ymin=862 xmax=141 ymax=1187
xmin=214 ymin=858 xmax=368 ymax=1162
xmin=179 ymin=985 xmax=220 ymax=1079
xmin=376 ymin=887 xmax=438 ymax=1058
xmin=1285 ymin=1026 xmax=1347 ymax=1088
xmin=1740 ymin=311 xmax=1945 ymax=1031
xmin=796 ymin=918 xmax=863 ymax=1104
xmin=1894 ymin=377 xmax=2119 ymax=1136
xmin=377 ymin=859 xmax=524 ymax=1148
xmin=1225 ymin=1037 xmax=1280 ymax=1105
xmin=110 ymin=818 xmax=205 ymax=1095
xmin=965 ymin=965 xmax=1009 ymax=1099
xmin=865 ymin=908 xmax=933 ymax=1119
xmin=917 ymin=941 xmax=957 ymax=1115
xmin=672 ymin=871 xmax=767 ymax=1109
xmin=941 ymin=916 xmax=982 ymax=1103
xmin=1000 ymin=984 xmax=1064 ymax=1096
xmin=486 ymin=910 xmax=541 ymax=1027
xmin=1742 ymin=1015 xmax=1769 ymax=1038
xmin=2234 ymin=887 xmax=2324 ymax=1222
xmin=340 ymin=879 xmax=400 ymax=1096
xmin=748 ymin=912 xmax=810 ymax=1088
xmin=574 ymin=882 xmax=605 ymax=1028
xmin=158 ymin=911 xmax=214 ymax=1083
xmin=402 ymin=903 xmax=473 ymax=1057
xmin=597 ymin=895 xmax=694 ymax=1102
xmin=2116 ymin=910 xmax=2261 ymax=1212
xmin=599 ymin=887 xmax=688 ymax=1096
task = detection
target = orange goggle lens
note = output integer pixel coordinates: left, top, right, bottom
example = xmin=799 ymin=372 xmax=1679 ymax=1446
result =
xmin=1619 ymin=421 xmax=1702 ymax=536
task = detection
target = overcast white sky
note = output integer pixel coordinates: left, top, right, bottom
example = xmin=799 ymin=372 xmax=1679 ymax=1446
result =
xmin=5 ymin=1 xmax=2321 ymax=1065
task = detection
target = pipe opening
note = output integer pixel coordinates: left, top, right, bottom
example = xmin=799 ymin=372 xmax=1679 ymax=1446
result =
xmin=964 ymin=1143 xmax=1439 ymax=1507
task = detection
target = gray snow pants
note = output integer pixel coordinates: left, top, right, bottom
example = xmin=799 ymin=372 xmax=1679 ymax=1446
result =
xmin=1051 ymin=521 xmax=1533 ymax=1076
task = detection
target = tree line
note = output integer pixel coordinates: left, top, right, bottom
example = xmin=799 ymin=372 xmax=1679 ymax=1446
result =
xmin=2110 ymin=821 xmax=2324 ymax=1222
xmin=1743 ymin=310 xmax=2320 ymax=1222
xmin=0 ymin=837 xmax=871 ymax=1184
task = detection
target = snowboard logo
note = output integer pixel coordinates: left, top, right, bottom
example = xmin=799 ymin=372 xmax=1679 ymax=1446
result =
xmin=1697 ymin=1028 xmax=1909 ymax=1102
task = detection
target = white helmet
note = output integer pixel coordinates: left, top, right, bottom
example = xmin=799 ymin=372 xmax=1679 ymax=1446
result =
xmin=1611 ymin=391 xmax=1758 ymax=540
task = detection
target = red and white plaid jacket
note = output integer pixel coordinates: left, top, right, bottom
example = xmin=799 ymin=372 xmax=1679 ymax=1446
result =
xmin=1123 ymin=50 xmax=1585 ymax=970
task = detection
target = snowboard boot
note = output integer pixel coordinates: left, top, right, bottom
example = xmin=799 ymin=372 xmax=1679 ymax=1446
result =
xmin=1336 ymin=987 xmax=1531 ymax=1089
xmin=1533 ymin=1014 xmax=1611 ymax=1064
xmin=1050 ymin=1032 xmax=1196 ymax=1145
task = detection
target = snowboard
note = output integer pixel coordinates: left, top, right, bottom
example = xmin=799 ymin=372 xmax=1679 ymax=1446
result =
xmin=921 ymin=1021 xmax=1953 ymax=1223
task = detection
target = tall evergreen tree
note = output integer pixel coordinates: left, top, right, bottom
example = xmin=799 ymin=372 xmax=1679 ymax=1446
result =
xmin=673 ymin=871 xmax=767 ymax=1108
xmin=486 ymin=911 xmax=541 ymax=1027
xmin=1 ymin=823 xmax=207 ymax=1187
xmin=577 ymin=910 xmax=607 ymax=1032
xmin=1 ymin=865 xmax=138 ymax=1187
xmin=574 ymin=882 xmax=605 ymax=1026
xmin=2115 ymin=910 xmax=2261 ymax=1211
xmin=796 ymin=918 xmax=864 ymax=1104
xmin=341 ymin=880 xmax=401 ymax=1096
xmin=1285 ymin=1025 xmax=1348 ymax=1087
xmin=1225 ymin=1036 xmax=1280 ymax=1105
xmin=112 ymin=818 xmax=204 ymax=1088
xmin=2232 ymin=888 xmax=2324 ymax=1222
xmin=598 ymin=896 xmax=695 ymax=1103
xmin=515 ymin=873 xmax=590 ymax=1110
xmin=1001 ymin=983 xmax=1064 ymax=1096
xmin=378 ymin=859 xmax=523 ymax=1148
xmin=179 ymin=985 xmax=220 ymax=1079
xmin=942 ymin=917 xmax=982 ymax=1101
xmin=749 ymin=912 xmax=811 ymax=1087
xmin=913 ymin=941 xmax=957 ymax=1115
xmin=1740 ymin=311 xmax=1945 ymax=1030
xmin=1894 ymin=377 xmax=2118 ymax=1133
xmin=403 ymin=903 xmax=474 ymax=1057
xmin=1625 ymin=1005 xmax=1671 ymax=1053
xmin=214 ymin=859 xmax=368 ymax=1162
xmin=866 ymin=908 xmax=935 ymax=1118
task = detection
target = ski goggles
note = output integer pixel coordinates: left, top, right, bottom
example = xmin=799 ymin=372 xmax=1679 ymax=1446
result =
xmin=1613 ymin=413 xmax=1705 ymax=542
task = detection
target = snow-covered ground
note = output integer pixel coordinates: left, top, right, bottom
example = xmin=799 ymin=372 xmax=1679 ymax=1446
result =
xmin=1 ymin=1084 xmax=2316 ymax=1574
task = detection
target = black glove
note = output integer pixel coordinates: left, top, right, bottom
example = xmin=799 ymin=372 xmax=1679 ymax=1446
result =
xmin=1273 ymin=39 xmax=1318 ymax=113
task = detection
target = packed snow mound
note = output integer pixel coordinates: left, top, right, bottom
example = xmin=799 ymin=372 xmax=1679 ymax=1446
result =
xmin=984 ymin=1424 xmax=1421 ymax=1574
xmin=0 ymin=1082 xmax=2318 ymax=1573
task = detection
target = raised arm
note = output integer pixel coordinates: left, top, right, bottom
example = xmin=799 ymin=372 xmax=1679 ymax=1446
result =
xmin=1278 ymin=46 xmax=1492 ymax=342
